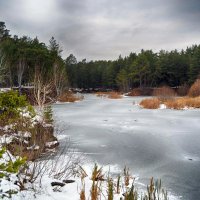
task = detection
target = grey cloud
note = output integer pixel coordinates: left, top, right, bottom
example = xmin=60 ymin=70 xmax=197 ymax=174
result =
xmin=0 ymin=0 xmax=200 ymax=60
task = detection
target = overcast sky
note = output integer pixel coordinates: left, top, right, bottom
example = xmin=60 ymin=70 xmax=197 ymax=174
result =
xmin=0 ymin=0 xmax=200 ymax=60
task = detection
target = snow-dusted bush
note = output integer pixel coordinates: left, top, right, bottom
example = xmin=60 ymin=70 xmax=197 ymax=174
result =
xmin=0 ymin=147 xmax=26 ymax=198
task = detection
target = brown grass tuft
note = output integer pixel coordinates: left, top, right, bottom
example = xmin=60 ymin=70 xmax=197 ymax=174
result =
xmin=95 ymin=92 xmax=107 ymax=98
xmin=165 ymin=99 xmax=183 ymax=110
xmin=58 ymin=91 xmax=84 ymax=102
xmin=182 ymin=97 xmax=200 ymax=108
xmin=107 ymin=92 xmax=122 ymax=99
xmin=188 ymin=79 xmax=200 ymax=97
xmin=80 ymin=181 xmax=86 ymax=200
xmin=96 ymin=91 xmax=122 ymax=99
xmin=140 ymin=98 xmax=160 ymax=109
xmin=91 ymin=181 xmax=99 ymax=200
xmin=162 ymin=97 xmax=200 ymax=109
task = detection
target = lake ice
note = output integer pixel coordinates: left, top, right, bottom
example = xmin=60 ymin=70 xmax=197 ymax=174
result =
xmin=53 ymin=94 xmax=200 ymax=200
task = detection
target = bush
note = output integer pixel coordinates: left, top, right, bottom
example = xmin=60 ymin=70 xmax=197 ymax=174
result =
xmin=107 ymin=92 xmax=122 ymax=99
xmin=165 ymin=99 xmax=183 ymax=110
xmin=140 ymin=98 xmax=160 ymax=109
xmin=96 ymin=92 xmax=107 ymax=98
xmin=127 ymin=88 xmax=153 ymax=96
xmin=44 ymin=106 xmax=53 ymax=124
xmin=96 ymin=92 xmax=122 ymax=99
xmin=188 ymin=79 xmax=200 ymax=97
xmin=0 ymin=147 xmax=26 ymax=198
xmin=58 ymin=91 xmax=84 ymax=102
xmin=183 ymin=97 xmax=200 ymax=108
xmin=162 ymin=97 xmax=200 ymax=109
xmin=0 ymin=90 xmax=27 ymax=112
xmin=153 ymin=86 xmax=176 ymax=101
xmin=176 ymin=84 xmax=189 ymax=96
xmin=0 ymin=90 xmax=28 ymax=120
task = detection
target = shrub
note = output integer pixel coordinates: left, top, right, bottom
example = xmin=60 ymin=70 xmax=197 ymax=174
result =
xmin=188 ymin=79 xmax=200 ymax=97
xmin=127 ymin=88 xmax=153 ymax=96
xmin=0 ymin=90 xmax=27 ymax=115
xmin=183 ymin=97 xmax=200 ymax=108
xmin=153 ymin=86 xmax=176 ymax=101
xmin=0 ymin=148 xmax=26 ymax=176
xmin=165 ymin=99 xmax=183 ymax=110
xmin=127 ymin=89 xmax=142 ymax=96
xmin=58 ymin=91 xmax=84 ymax=102
xmin=176 ymin=84 xmax=189 ymax=96
xmin=107 ymin=92 xmax=122 ymax=99
xmin=0 ymin=147 xmax=26 ymax=198
xmin=164 ymin=97 xmax=200 ymax=109
xmin=96 ymin=92 xmax=122 ymax=99
xmin=43 ymin=106 xmax=53 ymax=124
xmin=140 ymin=98 xmax=160 ymax=109
xmin=96 ymin=92 xmax=107 ymax=98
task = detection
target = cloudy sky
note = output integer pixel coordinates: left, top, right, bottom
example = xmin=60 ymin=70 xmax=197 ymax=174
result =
xmin=0 ymin=0 xmax=200 ymax=60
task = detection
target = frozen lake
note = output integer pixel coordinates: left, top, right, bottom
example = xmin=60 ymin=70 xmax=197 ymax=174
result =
xmin=53 ymin=94 xmax=200 ymax=200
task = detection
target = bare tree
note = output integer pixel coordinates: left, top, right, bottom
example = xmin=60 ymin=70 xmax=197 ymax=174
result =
xmin=17 ymin=58 xmax=26 ymax=94
xmin=0 ymin=53 xmax=6 ymax=83
xmin=53 ymin=63 xmax=68 ymax=97
xmin=33 ymin=67 xmax=54 ymax=110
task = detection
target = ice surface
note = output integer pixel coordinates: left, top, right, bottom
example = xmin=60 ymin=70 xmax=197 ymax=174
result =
xmin=53 ymin=94 xmax=200 ymax=200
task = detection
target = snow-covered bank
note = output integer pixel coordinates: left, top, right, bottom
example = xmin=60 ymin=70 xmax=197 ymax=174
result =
xmin=8 ymin=161 xmax=179 ymax=200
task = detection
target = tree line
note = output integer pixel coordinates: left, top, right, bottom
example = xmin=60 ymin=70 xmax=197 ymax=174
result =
xmin=66 ymin=46 xmax=200 ymax=92
xmin=0 ymin=22 xmax=67 ymax=98
xmin=1 ymin=21 xmax=200 ymax=93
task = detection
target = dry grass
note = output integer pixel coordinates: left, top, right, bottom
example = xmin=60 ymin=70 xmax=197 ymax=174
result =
xmin=140 ymin=98 xmax=160 ymax=109
xmin=77 ymin=164 xmax=169 ymax=200
xmin=153 ymin=86 xmax=177 ymax=101
xmin=141 ymin=97 xmax=200 ymax=110
xmin=107 ymin=92 xmax=122 ymax=99
xmin=107 ymin=179 xmax=114 ymax=200
xmin=140 ymin=81 xmax=200 ymax=110
xmin=177 ymin=84 xmax=189 ymax=96
xmin=124 ymin=166 xmax=130 ymax=187
xmin=91 ymin=164 xmax=104 ymax=181
xmin=165 ymin=97 xmax=200 ymax=109
xmin=58 ymin=91 xmax=84 ymax=102
xmin=127 ymin=89 xmax=142 ymax=96
xmin=116 ymin=175 xmax=120 ymax=194
xmin=127 ymin=88 xmax=153 ymax=96
xmin=165 ymin=99 xmax=184 ymax=110
xmin=80 ymin=182 xmax=86 ymax=200
xmin=91 ymin=180 xmax=99 ymax=200
xmin=178 ymin=97 xmax=200 ymax=108
xmin=96 ymin=91 xmax=122 ymax=99
xmin=95 ymin=92 xmax=107 ymax=98
xmin=188 ymin=79 xmax=200 ymax=97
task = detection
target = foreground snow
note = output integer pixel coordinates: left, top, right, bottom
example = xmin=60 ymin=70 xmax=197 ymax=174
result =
xmin=8 ymin=162 xmax=179 ymax=200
